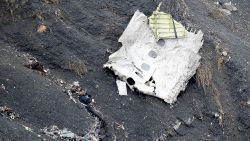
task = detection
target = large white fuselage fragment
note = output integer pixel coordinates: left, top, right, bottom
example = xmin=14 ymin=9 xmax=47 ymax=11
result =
xmin=104 ymin=10 xmax=203 ymax=104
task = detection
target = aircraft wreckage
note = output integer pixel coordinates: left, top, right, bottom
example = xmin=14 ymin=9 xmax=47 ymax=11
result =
xmin=104 ymin=3 xmax=204 ymax=104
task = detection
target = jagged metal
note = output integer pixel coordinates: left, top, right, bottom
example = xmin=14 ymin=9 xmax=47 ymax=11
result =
xmin=104 ymin=10 xmax=203 ymax=104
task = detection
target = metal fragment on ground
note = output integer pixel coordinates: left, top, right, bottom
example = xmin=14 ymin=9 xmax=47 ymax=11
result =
xmin=116 ymin=79 xmax=127 ymax=96
xmin=0 ymin=106 xmax=19 ymax=119
xmin=104 ymin=8 xmax=203 ymax=103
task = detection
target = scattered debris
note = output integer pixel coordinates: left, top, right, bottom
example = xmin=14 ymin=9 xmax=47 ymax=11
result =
xmin=113 ymin=122 xmax=127 ymax=138
xmin=106 ymin=48 xmax=114 ymax=54
xmin=240 ymin=100 xmax=250 ymax=107
xmin=22 ymin=125 xmax=33 ymax=132
xmin=54 ymin=9 xmax=63 ymax=17
xmin=196 ymin=62 xmax=224 ymax=126
xmin=211 ymin=83 xmax=224 ymax=127
xmin=37 ymin=24 xmax=47 ymax=33
xmin=173 ymin=120 xmax=182 ymax=131
xmin=214 ymin=1 xmax=237 ymax=16
xmin=65 ymin=81 xmax=94 ymax=105
xmin=176 ymin=116 xmax=195 ymax=127
xmin=0 ymin=84 xmax=6 ymax=90
xmin=0 ymin=106 xmax=20 ymax=119
xmin=113 ymin=122 xmax=125 ymax=130
xmin=56 ymin=79 xmax=66 ymax=86
xmin=215 ymin=45 xmax=230 ymax=72
xmin=25 ymin=57 xmax=48 ymax=75
xmin=55 ymin=79 xmax=77 ymax=101
xmin=83 ymin=118 xmax=102 ymax=141
xmin=66 ymin=90 xmax=77 ymax=103
xmin=203 ymin=111 xmax=220 ymax=118
xmin=104 ymin=3 xmax=203 ymax=103
xmin=65 ymin=81 xmax=83 ymax=103
xmin=218 ymin=8 xmax=231 ymax=16
xmin=42 ymin=125 xmax=83 ymax=141
xmin=203 ymin=111 xmax=223 ymax=127
xmin=221 ymin=51 xmax=228 ymax=57
xmin=165 ymin=128 xmax=176 ymax=137
xmin=157 ymin=119 xmax=187 ymax=140
xmin=220 ymin=1 xmax=237 ymax=12
xmin=22 ymin=125 xmax=43 ymax=138
xmin=64 ymin=81 xmax=103 ymax=140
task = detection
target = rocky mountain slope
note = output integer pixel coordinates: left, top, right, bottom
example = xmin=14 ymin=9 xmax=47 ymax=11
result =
xmin=0 ymin=0 xmax=249 ymax=140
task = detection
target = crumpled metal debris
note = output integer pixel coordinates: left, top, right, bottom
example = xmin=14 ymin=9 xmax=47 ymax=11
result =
xmin=42 ymin=125 xmax=83 ymax=141
xmin=104 ymin=5 xmax=203 ymax=103
xmin=240 ymin=100 xmax=250 ymax=107
xmin=25 ymin=57 xmax=48 ymax=75
xmin=214 ymin=1 xmax=237 ymax=15
xmin=113 ymin=122 xmax=125 ymax=130
xmin=0 ymin=106 xmax=20 ymax=119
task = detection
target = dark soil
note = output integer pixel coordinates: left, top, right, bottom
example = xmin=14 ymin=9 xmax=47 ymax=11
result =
xmin=0 ymin=0 xmax=249 ymax=141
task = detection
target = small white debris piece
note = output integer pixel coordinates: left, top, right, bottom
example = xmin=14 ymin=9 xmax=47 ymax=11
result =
xmin=116 ymin=79 xmax=128 ymax=96
xmin=59 ymin=80 xmax=64 ymax=84
xmin=214 ymin=2 xmax=220 ymax=5
xmin=22 ymin=125 xmax=33 ymax=132
xmin=173 ymin=120 xmax=182 ymax=130
xmin=104 ymin=10 xmax=203 ymax=104
xmin=222 ymin=2 xmax=237 ymax=12
xmin=9 ymin=112 xmax=16 ymax=119
xmin=73 ymin=81 xmax=80 ymax=87
xmin=185 ymin=117 xmax=195 ymax=125
xmin=0 ymin=106 xmax=5 ymax=111
xmin=44 ymin=69 xmax=49 ymax=73
xmin=66 ymin=90 xmax=77 ymax=103
xmin=0 ymin=84 xmax=5 ymax=90
xmin=221 ymin=51 xmax=228 ymax=56
xmin=57 ymin=79 xmax=65 ymax=86
xmin=114 ymin=122 xmax=125 ymax=130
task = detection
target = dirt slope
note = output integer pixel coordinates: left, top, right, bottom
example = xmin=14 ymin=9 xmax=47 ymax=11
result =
xmin=0 ymin=0 xmax=249 ymax=140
